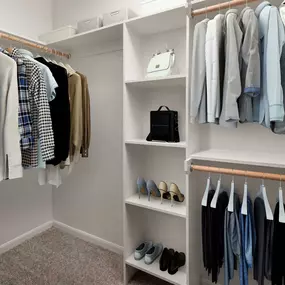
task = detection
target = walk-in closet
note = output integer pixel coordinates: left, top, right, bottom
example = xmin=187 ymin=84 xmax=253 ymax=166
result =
xmin=1 ymin=0 xmax=285 ymax=285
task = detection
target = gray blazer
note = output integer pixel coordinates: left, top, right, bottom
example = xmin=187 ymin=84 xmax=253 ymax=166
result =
xmin=190 ymin=19 xmax=209 ymax=124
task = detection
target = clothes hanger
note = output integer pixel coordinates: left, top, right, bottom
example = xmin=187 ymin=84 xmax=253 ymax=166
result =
xmin=261 ymin=176 xmax=274 ymax=221
xmin=241 ymin=172 xmax=248 ymax=215
xmin=210 ymin=172 xmax=222 ymax=209
xmin=201 ymin=171 xmax=211 ymax=206
xmin=228 ymin=170 xmax=235 ymax=212
xmin=278 ymin=175 xmax=285 ymax=223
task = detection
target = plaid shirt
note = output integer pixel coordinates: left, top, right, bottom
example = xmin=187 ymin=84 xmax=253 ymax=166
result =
xmin=12 ymin=49 xmax=55 ymax=168
xmin=0 ymin=49 xmax=34 ymax=150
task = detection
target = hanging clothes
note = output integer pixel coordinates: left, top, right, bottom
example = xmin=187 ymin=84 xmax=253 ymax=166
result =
xmin=239 ymin=197 xmax=256 ymax=285
xmin=254 ymin=196 xmax=273 ymax=285
xmin=255 ymin=2 xmax=285 ymax=127
xmin=272 ymin=202 xmax=285 ymax=285
xmin=77 ymin=72 xmax=91 ymax=158
xmin=0 ymin=48 xmax=34 ymax=151
xmin=224 ymin=194 xmax=241 ymax=285
xmin=202 ymin=189 xmax=215 ymax=272
xmin=219 ymin=9 xmax=243 ymax=128
xmin=238 ymin=7 xmax=261 ymax=123
xmin=68 ymin=71 xmax=83 ymax=165
xmin=0 ymin=52 xmax=23 ymax=180
xmin=206 ymin=14 xmax=225 ymax=124
xmin=210 ymin=191 xmax=229 ymax=283
xmin=11 ymin=48 xmax=55 ymax=168
xmin=35 ymin=58 xmax=70 ymax=166
xmin=190 ymin=19 xmax=208 ymax=124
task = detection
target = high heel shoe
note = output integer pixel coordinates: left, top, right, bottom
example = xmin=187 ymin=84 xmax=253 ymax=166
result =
xmin=169 ymin=183 xmax=185 ymax=206
xmin=158 ymin=182 xmax=170 ymax=204
xmin=137 ymin=178 xmax=147 ymax=199
xmin=146 ymin=180 xmax=161 ymax=201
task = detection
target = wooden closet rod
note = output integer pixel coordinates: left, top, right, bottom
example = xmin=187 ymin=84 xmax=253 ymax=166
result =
xmin=191 ymin=164 xmax=285 ymax=182
xmin=191 ymin=0 xmax=258 ymax=17
xmin=0 ymin=32 xmax=71 ymax=59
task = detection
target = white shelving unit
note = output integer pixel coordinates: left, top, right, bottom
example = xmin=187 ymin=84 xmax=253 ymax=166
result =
xmin=123 ymin=4 xmax=189 ymax=285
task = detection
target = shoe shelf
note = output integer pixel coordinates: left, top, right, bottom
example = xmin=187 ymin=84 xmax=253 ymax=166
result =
xmin=126 ymin=253 xmax=187 ymax=285
xmin=125 ymin=139 xmax=187 ymax=149
xmin=125 ymin=195 xmax=186 ymax=218
xmin=125 ymin=75 xmax=186 ymax=89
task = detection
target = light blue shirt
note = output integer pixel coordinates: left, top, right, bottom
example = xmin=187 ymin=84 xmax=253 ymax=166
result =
xmin=255 ymin=2 xmax=285 ymax=127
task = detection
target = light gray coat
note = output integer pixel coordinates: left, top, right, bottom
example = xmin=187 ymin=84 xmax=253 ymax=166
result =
xmin=190 ymin=19 xmax=209 ymax=124
xmin=220 ymin=9 xmax=243 ymax=128
xmin=238 ymin=7 xmax=261 ymax=123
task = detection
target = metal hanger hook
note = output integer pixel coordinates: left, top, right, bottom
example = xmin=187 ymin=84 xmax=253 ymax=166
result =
xmin=245 ymin=171 xmax=248 ymax=184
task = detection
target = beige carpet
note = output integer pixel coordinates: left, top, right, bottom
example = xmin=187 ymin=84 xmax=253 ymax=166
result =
xmin=0 ymin=227 xmax=171 ymax=285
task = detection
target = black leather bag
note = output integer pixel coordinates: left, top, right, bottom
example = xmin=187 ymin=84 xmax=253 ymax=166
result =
xmin=146 ymin=106 xmax=180 ymax=143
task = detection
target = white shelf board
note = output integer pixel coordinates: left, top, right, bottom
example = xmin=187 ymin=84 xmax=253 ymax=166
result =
xmin=125 ymin=139 xmax=187 ymax=149
xmin=125 ymin=195 xmax=186 ymax=218
xmin=191 ymin=149 xmax=285 ymax=168
xmin=125 ymin=75 xmax=186 ymax=89
xmin=47 ymin=22 xmax=123 ymax=52
xmin=126 ymin=253 xmax=186 ymax=285
xmin=126 ymin=5 xmax=186 ymax=35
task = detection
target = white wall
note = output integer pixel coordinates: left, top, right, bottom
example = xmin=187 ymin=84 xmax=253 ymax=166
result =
xmin=52 ymin=0 xmax=185 ymax=29
xmin=53 ymin=51 xmax=124 ymax=247
xmin=0 ymin=0 xmax=53 ymax=40
xmin=0 ymin=0 xmax=53 ymax=246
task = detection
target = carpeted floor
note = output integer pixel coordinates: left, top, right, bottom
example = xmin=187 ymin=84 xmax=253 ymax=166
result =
xmin=0 ymin=227 xmax=171 ymax=285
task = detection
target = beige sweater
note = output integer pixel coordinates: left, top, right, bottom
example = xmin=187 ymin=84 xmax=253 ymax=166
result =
xmin=69 ymin=73 xmax=83 ymax=163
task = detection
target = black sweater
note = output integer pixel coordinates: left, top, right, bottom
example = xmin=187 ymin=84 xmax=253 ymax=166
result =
xmin=36 ymin=58 xmax=70 ymax=166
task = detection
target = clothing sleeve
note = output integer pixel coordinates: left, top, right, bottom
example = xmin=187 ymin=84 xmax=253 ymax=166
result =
xmin=242 ymin=11 xmax=260 ymax=97
xmin=5 ymin=63 xmax=23 ymax=179
xmin=33 ymin=70 xmax=55 ymax=161
xmin=267 ymin=7 xmax=285 ymax=122
xmin=224 ymin=15 xmax=243 ymax=122
xmin=71 ymin=75 xmax=83 ymax=162
xmin=190 ymin=22 xmax=207 ymax=124
xmin=82 ymin=76 xmax=91 ymax=157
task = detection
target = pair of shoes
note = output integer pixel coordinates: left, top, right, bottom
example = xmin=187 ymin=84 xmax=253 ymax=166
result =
xmin=159 ymin=248 xmax=186 ymax=275
xmin=158 ymin=182 xmax=185 ymax=205
xmin=134 ymin=241 xmax=163 ymax=265
xmin=137 ymin=178 xmax=161 ymax=201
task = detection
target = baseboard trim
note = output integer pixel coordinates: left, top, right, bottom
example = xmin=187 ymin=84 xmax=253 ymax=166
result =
xmin=53 ymin=221 xmax=124 ymax=255
xmin=0 ymin=221 xmax=53 ymax=255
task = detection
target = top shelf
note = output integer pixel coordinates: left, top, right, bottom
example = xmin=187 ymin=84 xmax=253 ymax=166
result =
xmin=191 ymin=149 xmax=285 ymax=169
xmin=126 ymin=5 xmax=186 ymax=35
xmin=48 ymin=22 xmax=124 ymax=53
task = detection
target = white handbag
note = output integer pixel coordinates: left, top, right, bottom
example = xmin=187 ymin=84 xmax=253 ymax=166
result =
xmin=146 ymin=49 xmax=175 ymax=78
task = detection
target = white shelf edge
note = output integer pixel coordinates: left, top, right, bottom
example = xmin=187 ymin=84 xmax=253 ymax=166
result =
xmin=125 ymin=74 xmax=186 ymax=85
xmin=126 ymin=253 xmax=186 ymax=285
xmin=125 ymin=195 xmax=186 ymax=218
xmin=47 ymin=22 xmax=124 ymax=46
xmin=125 ymin=139 xmax=187 ymax=149
xmin=190 ymin=149 xmax=285 ymax=169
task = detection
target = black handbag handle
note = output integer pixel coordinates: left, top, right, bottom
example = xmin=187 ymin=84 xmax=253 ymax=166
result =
xmin=157 ymin=105 xmax=170 ymax=111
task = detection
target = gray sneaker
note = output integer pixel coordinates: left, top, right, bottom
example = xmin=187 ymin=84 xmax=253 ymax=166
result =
xmin=134 ymin=241 xmax=153 ymax=261
xmin=144 ymin=243 xmax=163 ymax=265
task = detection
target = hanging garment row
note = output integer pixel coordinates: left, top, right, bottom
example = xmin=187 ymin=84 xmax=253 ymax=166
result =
xmin=201 ymin=172 xmax=285 ymax=285
xmin=0 ymin=47 xmax=91 ymax=186
xmin=190 ymin=1 xmax=285 ymax=133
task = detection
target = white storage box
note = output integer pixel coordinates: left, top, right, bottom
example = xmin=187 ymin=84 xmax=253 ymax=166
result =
xmin=39 ymin=26 xmax=77 ymax=44
xmin=103 ymin=8 xmax=135 ymax=26
xmin=77 ymin=17 xmax=103 ymax=33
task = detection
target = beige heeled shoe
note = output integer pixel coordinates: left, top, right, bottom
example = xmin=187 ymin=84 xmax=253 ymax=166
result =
xmin=169 ymin=183 xmax=185 ymax=206
xmin=158 ymin=182 xmax=170 ymax=204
